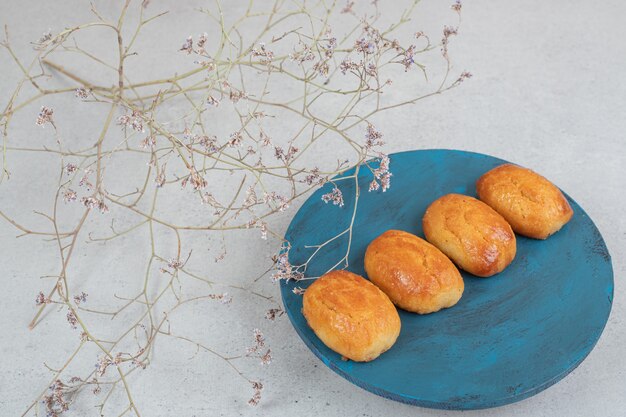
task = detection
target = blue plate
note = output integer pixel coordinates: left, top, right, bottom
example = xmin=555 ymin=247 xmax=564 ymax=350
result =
xmin=280 ymin=149 xmax=614 ymax=410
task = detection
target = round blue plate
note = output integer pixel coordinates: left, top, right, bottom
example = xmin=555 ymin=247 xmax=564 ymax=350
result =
xmin=280 ymin=149 xmax=614 ymax=410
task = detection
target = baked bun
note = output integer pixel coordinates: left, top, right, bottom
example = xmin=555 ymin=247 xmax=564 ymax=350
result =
xmin=364 ymin=230 xmax=464 ymax=314
xmin=422 ymin=194 xmax=516 ymax=277
xmin=302 ymin=270 xmax=400 ymax=362
xmin=476 ymin=164 xmax=574 ymax=239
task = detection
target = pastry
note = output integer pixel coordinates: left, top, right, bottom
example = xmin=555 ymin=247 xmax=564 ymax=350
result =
xmin=422 ymin=194 xmax=516 ymax=277
xmin=302 ymin=270 xmax=401 ymax=362
xmin=476 ymin=164 xmax=574 ymax=239
xmin=364 ymin=230 xmax=464 ymax=314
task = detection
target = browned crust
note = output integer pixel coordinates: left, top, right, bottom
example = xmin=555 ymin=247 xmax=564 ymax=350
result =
xmin=422 ymin=194 xmax=516 ymax=277
xmin=302 ymin=270 xmax=401 ymax=362
xmin=476 ymin=164 xmax=573 ymax=239
xmin=364 ymin=230 xmax=464 ymax=314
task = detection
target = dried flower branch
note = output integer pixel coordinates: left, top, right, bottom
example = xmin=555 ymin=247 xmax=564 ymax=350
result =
xmin=0 ymin=0 xmax=467 ymax=414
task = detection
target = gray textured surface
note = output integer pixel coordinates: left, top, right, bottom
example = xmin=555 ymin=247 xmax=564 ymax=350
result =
xmin=1 ymin=1 xmax=625 ymax=416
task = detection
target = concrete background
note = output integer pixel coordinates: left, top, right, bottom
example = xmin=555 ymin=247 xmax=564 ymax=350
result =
xmin=1 ymin=0 xmax=624 ymax=416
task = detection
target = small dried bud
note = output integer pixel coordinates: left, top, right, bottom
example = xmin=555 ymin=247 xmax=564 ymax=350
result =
xmin=206 ymin=95 xmax=220 ymax=107
xmin=228 ymin=131 xmax=243 ymax=147
xmin=117 ymin=110 xmax=144 ymax=132
xmin=365 ymin=62 xmax=378 ymax=76
xmin=81 ymin=196 xmax=109 ymax=213
xmin=246 ymin=327 xmax=266 ymax=356
xmin=455 ymin=71 xmax=473 ymax=84
xmin=180 ymin=36 xmax=193 ymax=54
xmin=78 ymin=169 xmax=93 ymax=189
xmin=37 ymin=31 xmax=52 ymax=44
xmin=289 ymin=43 xmax=315 ymax=63
xmin=229 ymin=89 xmax=248 ymax=103
xmin=271 ymin=247 xmax=303 ymax=282
xmin=186 ymin=168 xmax=207 ymax=190
xmin=260 ymin=131 xmax=271 ymax=146
xmin=265 ymin=308 xmax=284 ymax=321
xmin=198 ymin=135 xmax=218 ymax=153
xmin=35 ymin=291 xmax=49 ymax=305
xmin=302 ymin=167 xmax=324 ymax=186
xmin=209 ymin=292 xmax=232 ymax=304
xmin=274 ymin=144 xmax=298 ymax=163
xmin=292 ymin=286 xmax=306 ymax=295
xmin=313 ymin=60 xmax=330 ymax=77
xmin=379 ymin=172 xmax=392 ymax=192
xmin=370 ymin=155 xmax=392 ymax=192
xmin=35 ymin=106 xmax=54 ymax=127
xmin=63 ymin=189 xmax=77 ymax=203
xmin=260 ymin=349 xmax=272 ymax=365
xmin=201 ymin=192 xmax=220 ymax=207
xmin=365 ymin=123 xmax=384 ymax=148
xmin=74 ymin=88 xmax=89 ymax=99
xmin=442 ymin=25 xmax=458 ymax=57
xmin=166 ymin=258 xmax=184 ymax=270
xmin=325 ymin=37 xmax=337 ymax=58
xmin=341 ymin=1 xmax=355 ymax=14
xmin=321 ymin=187 xmax=344 ymax=207
xmin=117 ymin=115 xmax=130 ymax=126
xmin=155 ymin=164 xmax=166 ymax=187
xmin=355 ymin=37 xmax=375 ymax=54
xmin=95 ymin=356 xmax=112 ymax=377
xmin=132 ymin=357 xmax=148 ymax=370
xmin=131 ymin=118 xmax=143 ymax=133
xmin=264 ymin=191 xmax=290 ymax=211
xmin=214 ymin=251 xmax=226 ymax=263
xmin=244 ymin=185 xmax=258 ymax=207
xmin=65 ymin=163 xmax=78 ymax=175
xmin=443 ymin=25 xmax=458 ymax=38
xmin=73 ymin=292 xmax=88 ymax=305
xmin=66 ymin=310 xmax=78 ymax=329
xmin=251 ymin=42 xmax=274 ymax=64
xmin=140 ymin=135 xmax=157 ymax=149
xmin=339 ymin=59 xmax=361 ymax=75
xmin=401 ymin=45 xmax=417 ymax=72
xmin=368 ymin=179 xmax=380 ymax=192
xmin=248 ymin=381 xmax=263 ymax=406
xmin=195 ymin=60 xmax=216 ymax=70
xmin=197 ymin=32 xmax=208 ymax=53
xmin=155 ymin=172 xmax=166 ymax=187
xmin=258 ymin=221 xmax=268 ymax=240
xmin=253 ymin=328 xmax=265 ymax=347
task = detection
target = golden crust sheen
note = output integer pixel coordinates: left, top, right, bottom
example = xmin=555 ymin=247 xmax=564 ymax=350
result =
xmin=302 ymin=270 xmax=401 ymax=362
xmin=422 ymin=194 xmax=516 ymax=277
xmin=364 ymin=230 xmax=464 ymax=314
xmin=476 ymin=164 xmax=574 ymax=240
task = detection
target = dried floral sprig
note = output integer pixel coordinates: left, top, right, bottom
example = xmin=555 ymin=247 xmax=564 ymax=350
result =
xmin=0 ymin=0 xmax=467 ymax=414
xmin=35 ymin=106 xmax=54 ymax=127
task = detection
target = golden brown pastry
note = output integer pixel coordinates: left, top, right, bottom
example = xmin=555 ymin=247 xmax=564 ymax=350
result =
xmin=364 ymin=230 xmax=464 ymax=314
xmin=476 ymin=164 xmax=574 ymax=239
xmin=302 ymin=270 xmax=400 ymax=362
xmin=422 ymin=194 xmax=516 ymax=277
